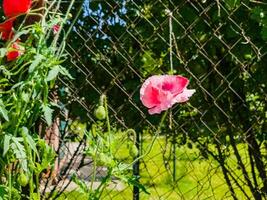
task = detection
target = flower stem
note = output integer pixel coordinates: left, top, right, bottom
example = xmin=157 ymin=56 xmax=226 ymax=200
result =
xmin=103 ymin=95 xmax=111 ymax=152
xmin=121 ymin=110 xmax=168 ymax=170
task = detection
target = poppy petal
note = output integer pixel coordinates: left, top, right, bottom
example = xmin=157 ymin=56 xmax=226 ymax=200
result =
xmin=6 ymin=42 xmax=24 ymax=61
xmin=3 ymin=0 xmax=32 ymax=18
xmin=0 ymin=19 xmax=14 ymax=40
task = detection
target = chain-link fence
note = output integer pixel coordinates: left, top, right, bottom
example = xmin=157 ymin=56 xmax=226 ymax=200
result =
xmin=42 ymin=0 xmax=267 ymax=199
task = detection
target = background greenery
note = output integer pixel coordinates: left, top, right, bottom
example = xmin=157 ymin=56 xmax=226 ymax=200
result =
xmin=52 ymin=0 xmax=267 ymax=199
xmin=59 ymin=137 xmax=266 ymax=199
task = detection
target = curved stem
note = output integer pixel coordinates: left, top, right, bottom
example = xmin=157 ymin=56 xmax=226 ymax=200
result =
xmin=121 ymin=111 xmax=168 ymax=170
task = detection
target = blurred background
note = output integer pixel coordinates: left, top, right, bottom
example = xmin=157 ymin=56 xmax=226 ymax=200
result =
xmin=44 ymin=0 xmax=267 ymax=199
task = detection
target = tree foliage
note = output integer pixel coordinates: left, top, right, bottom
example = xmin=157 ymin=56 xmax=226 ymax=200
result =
xmin=61 ymin=0 xmax=267 ymax=198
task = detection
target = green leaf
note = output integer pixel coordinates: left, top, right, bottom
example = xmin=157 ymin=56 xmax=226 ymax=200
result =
xmin=251 ymin=7 xmax=265 ymax=22
xmin=36 ymin=138 xmax=55 ymax=173
xmin=141 ymin=50 xmax=163 ymax=77
xmin=225 ymin=0 xmax=240 ymax=10
xmin=35 ymin=163 xmax=42 ymax=174
xmin=31 ymin=193 xmax=40 ymax=200
xmin=28 ymin=54 xmax=44 ymax=73
xmin=0 ymin=77 xmax=8 ymax=84
xmin=50 ymin=102 xmax=61 ymax=108
xmin=11 ymin=138 xmax=25 ymax=157
xmin=42 ymin=105 xmax=53 ymax=126
xmin=0 ymin=48 xmax=7 ymax=58
xmin=59 ymin=66 xmax=74 ymax=79
xmin=11 ymin=81 xmax=23 ymax=90
xmin=21 ymin=127 xmax=39 ymax=159
xmin=127 ymin=176 xmax=150 ymax=195
xmin=71 ymin=174 xmax=89 ymax=194
xmin=11 ymin=30 xmax=29 ymax=43
xmin=0 ymin=100 xmax=9 ymax=121
xmin=0 ymin=185 xmax=8 ymax=200
xmin=21 ymin=92 xmax=30 ymax=102
xmin=46 ymin=65 xmax=60 ymax=81
xmin=3 ymin=135 xmax=11 ymax=156
xmin=11 ymin=137 xmax=28 ymax=172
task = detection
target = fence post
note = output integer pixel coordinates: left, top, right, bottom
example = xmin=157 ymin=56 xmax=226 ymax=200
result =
xmin=133 ymin=131 xmax=140 ymax=200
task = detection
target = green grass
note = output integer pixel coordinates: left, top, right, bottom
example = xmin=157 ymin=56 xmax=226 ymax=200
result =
xmin=57 ymin=191 xmax=87 ymax=200
xmin=59 ymin=137 xmax=260 ymax=199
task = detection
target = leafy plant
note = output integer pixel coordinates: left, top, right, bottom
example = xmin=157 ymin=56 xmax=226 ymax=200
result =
xmin=72 ymin=95 xmax=149 ymax=199
xmin=0 ymin=0 xmax=73 ymax=199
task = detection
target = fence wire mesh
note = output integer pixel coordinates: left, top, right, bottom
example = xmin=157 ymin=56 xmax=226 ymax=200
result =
xmin=42 ymin=0 xmax=267 ymax=199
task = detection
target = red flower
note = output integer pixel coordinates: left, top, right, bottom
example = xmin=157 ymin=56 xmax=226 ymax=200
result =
xmin=0 ymin=19 xmax=14 ymax=40
xmin=3 ymin=0 xmax=32 ymax=18
xmin=52 ymin=24 xmax=60 ymax=35
xmin=6 ymin=42 xmax=24 ymax=61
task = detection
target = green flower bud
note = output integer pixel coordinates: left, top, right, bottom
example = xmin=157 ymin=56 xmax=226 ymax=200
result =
xmin=94 ymin=106 xmax=106 ymax=120
xmin=17 ymin=173 xmax=28 ymax=187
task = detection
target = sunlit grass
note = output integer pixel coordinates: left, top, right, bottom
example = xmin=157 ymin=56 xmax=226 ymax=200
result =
xmin=59 ymin=137 xmax=255 ymax=199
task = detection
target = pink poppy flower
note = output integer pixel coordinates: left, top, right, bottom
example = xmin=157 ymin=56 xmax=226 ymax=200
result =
xmin=3 ymin=0 xmax=32 ymax=18
xmin=0 ymin=19 xmax=14 ymax=40
xmin=6 ymin=42 xmax=24 ymax=61
xmin=140 ymin=75 xmax=195 ymax=115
